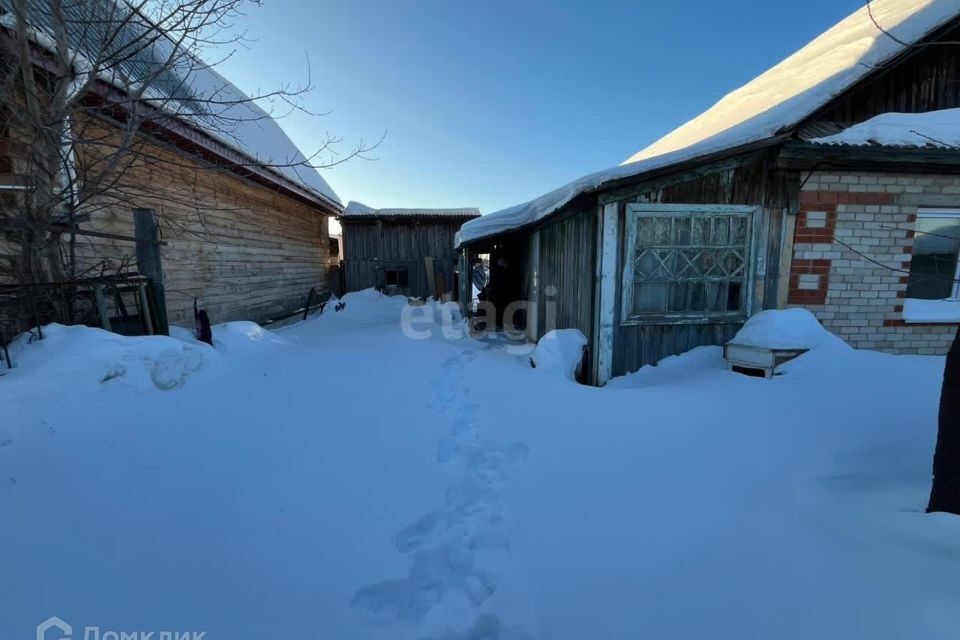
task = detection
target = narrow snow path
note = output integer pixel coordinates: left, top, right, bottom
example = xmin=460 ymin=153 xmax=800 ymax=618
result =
xmin=350 ymin=341 xmax=534 ymax=639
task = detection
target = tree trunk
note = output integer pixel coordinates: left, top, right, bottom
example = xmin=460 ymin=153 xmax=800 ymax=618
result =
xmin=928 ymin=325 xmax=960 ymax=515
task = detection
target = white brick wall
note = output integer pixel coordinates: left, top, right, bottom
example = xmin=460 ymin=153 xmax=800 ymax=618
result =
xmin=792 ymin=171 xmax=960 ymax=354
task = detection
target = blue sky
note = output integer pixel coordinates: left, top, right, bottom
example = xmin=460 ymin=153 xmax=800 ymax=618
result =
xmin=218 ymin=0 xmax=866 ymax=214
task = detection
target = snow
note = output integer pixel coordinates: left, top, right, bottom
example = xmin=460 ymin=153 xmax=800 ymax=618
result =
xmin=456 ymin=0 xmax=960 ymax=247
xmin=812 ymin=108 xmax=960 ymax=148
xmin=903 ymin=297 xmax=960 ymax=323
xmin=529 ymin=329 xmax=587 ymax=380
xmin=4 ymin=323 xmax=210 ymax=393
xmin=3 ymin=291 xmax=960 ymax=639
xmin=344 ymin=201 xmax=480 ymax=219
xmin=181 ymin=63 xmax=342 ymax=206
xmin=730 ymin=308 xmax=850 ymax=351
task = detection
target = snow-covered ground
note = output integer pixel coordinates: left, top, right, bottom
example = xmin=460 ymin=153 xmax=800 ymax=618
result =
xmin=3 ymin=290 xmax=960 ymax=639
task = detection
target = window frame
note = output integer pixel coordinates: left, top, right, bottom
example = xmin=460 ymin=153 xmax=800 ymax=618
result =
xmin=909 ymin=208 xmax=960 ymax=301
xmin=383 ymin=265 xmax=409 ymax=290
xmin=620 ymin=203 xmax=760 ymax=326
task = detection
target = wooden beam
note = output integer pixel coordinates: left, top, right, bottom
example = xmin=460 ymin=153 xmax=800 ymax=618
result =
xmin=595 ymin=201 xmax=620 ymax=386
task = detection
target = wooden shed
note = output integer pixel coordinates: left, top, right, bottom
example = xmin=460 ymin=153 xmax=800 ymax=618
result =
xmin=456 ymin=0 xmax=960 ymax=386
xmin=340 ymin=202 xmax=479 ymax=299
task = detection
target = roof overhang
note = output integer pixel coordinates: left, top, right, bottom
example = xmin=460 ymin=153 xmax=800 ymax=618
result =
xmin=82 ymin=81 xmax=342 ymax=215
xmin=778 ymin=141 xmax=960 ymax=172
xmin=340 ymin=214 xmax=481 ymax=223
xmin=457 ymin=138 xmax=785 ymax=248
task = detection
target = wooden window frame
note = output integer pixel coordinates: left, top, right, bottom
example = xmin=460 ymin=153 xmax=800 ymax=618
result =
xmin=621 ymin=203 xmax=761 ymax=326
xmin=383 ymin=265 xmax=409 ymax=289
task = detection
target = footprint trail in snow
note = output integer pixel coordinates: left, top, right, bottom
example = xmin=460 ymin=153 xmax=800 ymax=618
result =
xmin=351 ymin=345 xmax=533 ymax=639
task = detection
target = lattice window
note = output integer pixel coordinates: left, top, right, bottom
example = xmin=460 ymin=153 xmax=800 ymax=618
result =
xmin=621 ymin=204 xmax=758 ymax=324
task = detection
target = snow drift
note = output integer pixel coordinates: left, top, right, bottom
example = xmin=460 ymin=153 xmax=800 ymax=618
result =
xmin=731 ymin=308 xmax=851 ymax=351
xmin=530 ymin=329 xmax=587 ymax=380
xmin=5 ymin=324 xmax=211 ymax=392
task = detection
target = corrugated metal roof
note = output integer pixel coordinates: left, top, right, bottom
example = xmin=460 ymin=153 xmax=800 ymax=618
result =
xmin=342 ymin=201 xmax=480 ymax=219
xmin=807 ymin=108 xmax=960 ymax=148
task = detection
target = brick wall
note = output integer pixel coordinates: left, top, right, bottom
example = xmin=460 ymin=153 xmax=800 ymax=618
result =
xmin=790 ymin=171 xmax=960 ymax=355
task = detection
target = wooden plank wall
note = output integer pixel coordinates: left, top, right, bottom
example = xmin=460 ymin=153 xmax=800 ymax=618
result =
xmin=534 ymin=210 xmax=597 ymax=342
xmin=607 ymin=154 xmax=794 ymax=377
xmin=64 ymin=121 xmax=331 ymax=327
xmin=341 ymin=219 xmax=465 ymax=299
xmin=812 ymin=21 xmax=960 ymax=123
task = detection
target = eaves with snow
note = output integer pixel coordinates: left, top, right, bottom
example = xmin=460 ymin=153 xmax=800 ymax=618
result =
xmin=456 ymin=0 xmax=960 ymax=247
xmin=0 ymin=0 xmax=340 ymax=210
xmin=342 ymin=201 xmax=481 ymax=221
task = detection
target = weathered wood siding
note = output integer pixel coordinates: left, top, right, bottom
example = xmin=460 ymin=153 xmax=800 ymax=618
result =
xmin=67 ymin=121 xmax=331 ymax=326
xmin=603 ymin=153 xmax=795 ymax=377
xmin=529 ymin=209 xmax=597 ymax=343
xmin=341 ymin=218 xmax=466 ymax=298
xmin=812 ymin=21 xmax=960 ymax=123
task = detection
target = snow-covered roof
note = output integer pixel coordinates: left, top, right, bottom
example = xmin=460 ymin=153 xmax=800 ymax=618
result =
xmin=0 ymin=0 xmax=340 ymax=208
xmin=457 ymin=0 xmax=960 ymax=247
xmin=342 ymin=201 xmax=480 ymax=219
xmin=185 ymin=64 xmax=341 ymax=207
xmin=809 ymin=108 xmax=960 ymax=148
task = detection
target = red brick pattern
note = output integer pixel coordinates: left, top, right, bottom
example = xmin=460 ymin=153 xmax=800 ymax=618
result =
xmin=794 ymin=210 xmax=838 ymax=244
xmin=787 ymin=258 xmax=831 ymax=305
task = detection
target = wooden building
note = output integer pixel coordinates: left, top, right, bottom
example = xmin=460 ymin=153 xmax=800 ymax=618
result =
xmin=0 ymin=0 xmax=341 ymax=331
xmin=341 ymin=202 xmax=479 ymax=299
xmin=457 ymin=0 xmax=960 ymax=386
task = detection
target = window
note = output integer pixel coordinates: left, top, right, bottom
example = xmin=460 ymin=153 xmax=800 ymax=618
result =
xmin=384 ymin=266 xmax=409 ymax=289
xmin=904 ymin=209 xmax=960 ymax=323
xmin=906 ymin=210 xmax=960 ymax=300
xmin=621 ymin=204 xmax=757 ymax=324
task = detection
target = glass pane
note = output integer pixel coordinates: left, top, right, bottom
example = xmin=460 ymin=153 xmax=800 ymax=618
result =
xmin=652 ymin=217 xmax=672 ymax=244
xmin=692 ymin=218 xmax=709 ymax=245
xmin=712 ymin=217 xmax=730 ymax=245
xmin=668 ymin=281 xmax=706 ymax=313
xmin=636 ymin=218 xmax=654 ymax=248
xmin=634 ymin=282 xmax=669 ymax=313
xmin=722 ymin=250 xmax=745 ymax=277
xmin=652 ymin=250 xmax=676 ymax=278
xmin=636 ymin=250 xmax=658 ymax=278
xmin=705 ymin=281 xmax=727 ymax=312
xmin=669 ymin=282 xmax=688 ymax=312
xmin=673 ymin=217 xmax=691 ymax=245
xmin=701 ymin=250 xmax=720 ymax=277
xmin=731 ymin=216 xmax=749 ymax=245
xmin=677 ymin=249 xmax=701 ymax=277
xmin=727 ymin=281 xmax=743 ymax=311
xmin=907 ymin=216 xmax=960 ymax=299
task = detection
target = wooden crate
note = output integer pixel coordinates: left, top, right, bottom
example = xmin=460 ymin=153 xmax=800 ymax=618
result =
xmin=723 ymin=343 xmax=808 ymax=378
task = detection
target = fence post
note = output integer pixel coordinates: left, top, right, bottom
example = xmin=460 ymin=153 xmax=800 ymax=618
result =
xmin=93 ymin=284 xmax=111 ymax=331
xmin=134 ymin=208 xmax=168 ymax=335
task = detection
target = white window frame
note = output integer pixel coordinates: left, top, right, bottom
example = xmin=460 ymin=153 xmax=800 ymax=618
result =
xmin=912 ymin=208 xmax=960 ymax=300
xmin=621 ymin=203 xmax=761 ymax=326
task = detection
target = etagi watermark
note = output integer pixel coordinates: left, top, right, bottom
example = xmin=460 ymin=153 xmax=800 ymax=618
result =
xmin=36 ymin=616 xmax=206 ymax=640
xmin=399 ymin=287 xmax=559 ymax=355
